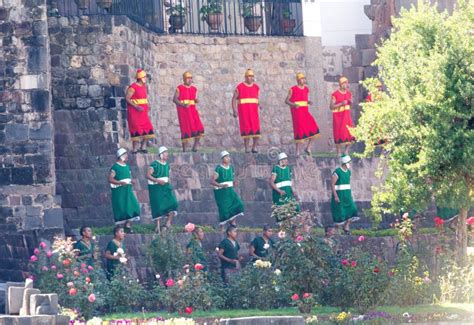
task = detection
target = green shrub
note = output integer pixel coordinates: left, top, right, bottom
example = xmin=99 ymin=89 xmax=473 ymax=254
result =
xmin=148 ymin=232 xmax=186 ymax=279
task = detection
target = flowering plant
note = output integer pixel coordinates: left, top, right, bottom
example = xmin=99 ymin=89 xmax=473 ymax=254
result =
xmin=290 ymin=292 xmax=316 ymax=314
xmin=253 ymin=259 xmax=272 ymax=269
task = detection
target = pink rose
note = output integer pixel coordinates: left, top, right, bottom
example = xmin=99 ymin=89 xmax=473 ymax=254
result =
xmin=358 ymin=235 xmax=365 ymax=242
xmin=341 ymin=259 xmax=349 ymax=266
xmin=67 ymin=282 xmax=74 ymax=287
xmin=351 ymin=261 xmax=357 ymax=267
xmin=69 ymin=288 xmax=77 ymax=296
xmin=56 ymin=273 xmax=64 ymax=279
xmin=88 ymin=294 xmax=96 ymax=303
xmin=295 ymin=235 xmax=303 ymax=242
xmin=291 ymin=293 xmax=299 ymax=301
xmin=46 ymin=251 xmax=53 ymax=258
xmin=39 ymin=242 xmax=47 ymax=249
xmin=51 ymin=265 xmax=57 ymax=270
xmin=303 ymin=293 xmax=311 ymax=299
xmin=33 ymin=248 xmax=40 ymax=255
xmin=30 ymin=255 xmax=38 ymax=262
xmin=80 ymin=263 xmax=86 ymax=269
xmin=81 ymin=268 xmax=88 ymax=274
xmin=184 ymin=306 xmax=193 ymax=314
xmin=88 ymin=265 xmax=94 ymax=271
xmin=41 ymin=266 xmax=48 ymax=272
xmin=184 ymin=223 xmax=195 ymax=233
xmin=165 ymin=278 xmax=175 ymax=287
xmin=194 ymin=263 xmax=204 ymax=271
xmin=467 ymin=217 xmax=474 ymax=225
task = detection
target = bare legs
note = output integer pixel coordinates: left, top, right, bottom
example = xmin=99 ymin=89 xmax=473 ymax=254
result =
xmin=244 ymin=138 xmax=259 ymax=153
xmin=182 ymin=138 xmax=201 ymax=152
xmin=336 ymin=143 xmax=351 ymax=156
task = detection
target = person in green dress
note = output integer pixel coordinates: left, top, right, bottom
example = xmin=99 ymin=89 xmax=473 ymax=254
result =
xmin=249 ymin=224 xmax=275 ymax=261
xmin=73 ymin=226 xmax=96 ymax=267
xmin=269 ymin=152 xmax=300 ymax=211
xmin=186 ymin=226 xmax=208 ymax=271
xmin=331 ymin=155 xmax=359 ymax=235
xmin=108 ymin=148 xmax=141 ymax=233
xmin=146 ymin=146 xmax=179 ymax=233
xmin=217 ymin=225 xmax=243 ymax=283
xmin=211 ymin=151 xmax=245 ymax=229
xmin=104 ymin=225 xmax=126 ymax=279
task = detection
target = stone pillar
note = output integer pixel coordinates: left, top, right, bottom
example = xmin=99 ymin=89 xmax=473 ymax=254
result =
xmin=0 ymin=0 xmax=63 ymax=281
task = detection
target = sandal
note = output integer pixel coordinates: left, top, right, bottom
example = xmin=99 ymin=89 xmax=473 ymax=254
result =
xmin=251 ymin=149 xmax=258 ymax=154
xmin=304 ymin=149 xmax=312 ymax=156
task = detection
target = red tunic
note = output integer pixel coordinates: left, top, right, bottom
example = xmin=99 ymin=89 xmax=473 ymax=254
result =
xmin=289 ymin=85 xmax=320 ymax=142
xmin=176 ymin=85 xmax=205 ymax=142
xmin=236 ymin=82 xmax=261 ymax=138
xmin=127 ymin=83 xmax=155 ymax=141
xmin=332 ymin=89 xmax=355 ymax=144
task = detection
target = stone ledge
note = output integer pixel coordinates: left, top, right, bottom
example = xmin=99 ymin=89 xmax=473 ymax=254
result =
xmin=0 ymin=315 xmax=70 ymax=325
xmin=219 ymin=316 xmax=304 ymax=325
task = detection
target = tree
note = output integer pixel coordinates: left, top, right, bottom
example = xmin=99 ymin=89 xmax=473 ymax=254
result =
xmin=353 ymin=0 xmax=473 ymax=264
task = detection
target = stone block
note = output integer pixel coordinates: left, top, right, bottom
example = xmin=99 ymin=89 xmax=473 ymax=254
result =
xmin=23 ymin=216 xmax=42 ymax=230
xmin=7 ymin=286 xmax=24 ymax=314
xmin=11 ymin=167 xmax=33 ymax=185
xmin=20 ymin=74 xmax=47 ymax=90
xmin=219 ymin=316 xmax=305 ymax=325
xmin=22 ymin=196 xmax=33 ymax=206
xmin=27 ymin=47 xmax=48 ymax=74
xmin=20 ymin=288 xmax=40 ymax=316
xmin=30 ymin=90 xmax=49 ymax=112
xmin=342 ymin=67 xmax=364 ymax=83
xmin=361 ymin=49 xmax=376 ymax=66
xmin=26 ymin=206 xmax=41 ymax=217
xmin=43 ymin=208 xmax=64 ymax=229
xmin=30 ymin=293 xmax=59 ymax=315
xmin=29 ymin=123 xmax=52 ymax=140
xmin=5 ymin=124 xmax=28 ymax=143
xmin=4 ymin=282 xmax=24 ymax=315
xmin=0 ymin=168 xmax=12 ymax=185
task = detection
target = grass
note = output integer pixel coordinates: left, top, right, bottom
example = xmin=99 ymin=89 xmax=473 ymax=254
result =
xmin=102 ymin=303 xmax=474 ymax=320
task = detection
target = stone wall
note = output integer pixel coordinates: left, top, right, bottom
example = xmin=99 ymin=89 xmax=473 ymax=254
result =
xmin=0 ymin=0 xmax=63 ymax=281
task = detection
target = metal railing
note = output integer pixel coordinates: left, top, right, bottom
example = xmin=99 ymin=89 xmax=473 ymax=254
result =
xmin=51 ymin=0 xmax=303 ymax=36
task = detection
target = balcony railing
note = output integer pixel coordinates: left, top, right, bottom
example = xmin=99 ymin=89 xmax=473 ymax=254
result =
xmin=51 ymin=0 xmax=303 ymax=36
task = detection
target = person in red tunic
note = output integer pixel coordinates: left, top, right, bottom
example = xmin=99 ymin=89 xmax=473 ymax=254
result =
xmin=232 ymin=69 xmax=261 ymax=153
xmin=125 ymin=69 xmax=155 ymax=154
xmin=285 ymin=72 xmax=320 ymax=155
xmin=330 ymin=76 xmax=356 ymax=156
xmin=365 ymin=80 xmax=386 ymax=146
xmin=173 ymin=71 xmax=205 ymax=152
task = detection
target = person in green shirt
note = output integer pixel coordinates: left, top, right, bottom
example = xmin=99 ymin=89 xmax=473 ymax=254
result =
xmin=217 ymin=225 xmax=243 ymax=283
xmin=269 ymin=152 xmax=301 ymax=211
xmin=73 ymin=226 xmax=96 ymax=267
xmin=249 ymin=224 xmax=275 ymax=261
xmin=108 ymin=148 xmax=141 ymax=233
xmin=331 ymin=155 xmax=359 ymax=235
xmin=146 ymin=146 xmax=179 ymax=233
xmin=211 ymin=151 xmax=245 ymax=229
xmin=186 ymin=226 xmax=208 ymax=271
xmin=104 ymin=225 xmax=126 ymax=279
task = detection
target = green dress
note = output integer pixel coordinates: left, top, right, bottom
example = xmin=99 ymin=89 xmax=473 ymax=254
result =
xmin=213 ymin=165 xmax=244 ymax=224
xmin=218 ymin=237 xmax=240 ymax=270
xmin=271 ymin=164 xmax=300 ymax=211
xmin=148 ymin=160 xmax=178 ymax=220
xmin=186 ymin=237 xmax=208 ymax=270
xmin=110 ymin=162 xmax=141 ymax=224
xmin=330 ymin=167 xmax=357 ymax=224
xmin=105 ymin=239 xmax=125 ymax=278
xmin=250 ymin=236 xmax=275 ymax=260
xmin=73 ymin=239 xmax=95 ymax=267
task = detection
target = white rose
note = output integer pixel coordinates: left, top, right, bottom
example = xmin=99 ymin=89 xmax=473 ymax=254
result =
xmin=155 ymin=274 xmax=160 ymax=279
xmin=113 ymin=252 xmax=118 ymax=256
xmin=116 ymin=248 xmax=124 ymax=255
xmin=274 ymin=269 xmax=282 ymax=276
xmin=263 ymin=243 xmax=270 ymax=250
xmin=119 ymin=257 xmax=127 ymax=264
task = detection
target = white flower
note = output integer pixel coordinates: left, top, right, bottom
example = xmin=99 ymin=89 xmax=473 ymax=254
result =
xmin=274 ymin=269 xmax=281 ymax=276
xmin=446 ymin=314 xmax=459 ymax=320
xmin=278 ymin=231 xmax=286 ymax=239
xmin=403 ymin=312 xmax=410 ymax=318
xmin=119 ymin=257 xmax=127 ymax=264
xmin=113 ymin=252 xmax=118 ymax=256
xmin=155 ymin=274 xmax=161 ymax=279
xmin=263 ymin=243 xmax=270 ymax=250
xmin=215 ymin=247 xmax=220 ymax=251
xmin=86 ymin=317 xmax=103 ymax=325
xmin=116 ymin=248 xmax=124 ymax=255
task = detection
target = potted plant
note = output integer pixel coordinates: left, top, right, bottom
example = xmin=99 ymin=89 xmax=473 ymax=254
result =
xmin=242 ymin=2 xmax=262 ymax=33
xmin=291 ymin=292 xmax=316 ymax=314
xmin=75 ymin=0 xmax=90 ymax=10
xmin=166 ymin=4 xmax=187 ymax=32
xmin=96 ymin=0 xmax=113 ymax=10
xmin=280 ymin=9 xmax=296 ymax=34
xmin=200 ymin=0 xmax=224 ymax=32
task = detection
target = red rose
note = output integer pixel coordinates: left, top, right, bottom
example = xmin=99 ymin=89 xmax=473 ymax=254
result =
xmin=291 ymin=294 xmax=299 ymax=301
xmin=62 ymin=259 xmax=71 ymax=267
xmin=194 ymin=263 xmax=204 ymax=271
xmin=69 ymin=288 xmax=77 ymax=296
xmin=302 ymin=293 xmax=311 ymax=299
xmin=373 ymin=267 xmax=380 ymax=273
xmin=351 ymin=261 xmax=357 ymax=267
xmin=165 ymin=278 xmax=175 ymax=287
xmin=341 ymin=259 xmax=349 ymax=266
xmin=434 ymin=217 xmax=444 ymax=226
xmin=467 ymin=217 xmax=474 ymax=225
xmin=185 ymin=306 xmax=193 ymax=314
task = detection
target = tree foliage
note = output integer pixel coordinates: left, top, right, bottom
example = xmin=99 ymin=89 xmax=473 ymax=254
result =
xmin=354 ymin=1 xmax=473 ymax=220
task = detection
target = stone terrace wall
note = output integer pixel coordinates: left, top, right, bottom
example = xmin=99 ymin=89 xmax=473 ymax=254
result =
xmin=0 ymin=0 xmax=63 ymax=281
xmin=61 ymin=150 xmax=381 ymax=230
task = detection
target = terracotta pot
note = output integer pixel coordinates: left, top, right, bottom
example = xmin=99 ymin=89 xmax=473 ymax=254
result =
xmin=244 ymin=16 xmax=262 ymax=33
xmin=280 ymin=18 xmax=296 ymax=34
xmin=206 ymin=13 xmax=223 ymax=31
xmin=75 ymin=0 xmax=90 ymax=10
xmin=169 ymin=15 xmax=186 ymax=31
xmin=96 ymin=0 xmax=113 ymax=10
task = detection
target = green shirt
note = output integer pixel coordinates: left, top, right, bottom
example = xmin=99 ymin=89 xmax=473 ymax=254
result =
xmin=250 ymin=236 xmax=275 ymax=259
xmin=218 ymin=237 xmax=240 ymax=269
xmin=105 ymin=239 xmax=125 ymax=277
xmin=150 ymin=160 xmax=170 ymax=179
xmin=111 ymin=162 xmax=132 ymax=182
xmin=73 ymin=239 xmax=95 ymax=267
xmin=215 ymin=165 xmax=234 ymax=185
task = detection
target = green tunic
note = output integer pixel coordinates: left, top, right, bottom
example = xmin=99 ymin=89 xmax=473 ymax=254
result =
xmin=213 ymin=165 xmax=244 ymax=224
xmin=437 ymin=206 xmax=459 ymax=221
xmin=73 ymin=239 xmax=95 ymax=267
xmin=271 ymin=165 xmax=300 ymax=211
xmin=148 ymin=160 xmax=178 ymax=220
xmin=110 ymin=162 xmax=140 ymax=224
xmin=186 ymin=237 xmax=208 ymax=271
xmin=218 ymin=237 xmax=240 ymax=269
xmin=250 ymin=236 xmax=275 ymax=260
xmin=330 ymin=167 xmax=357 ymax=224
xmin=105 ymin=239 xmax=125 ymax=278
